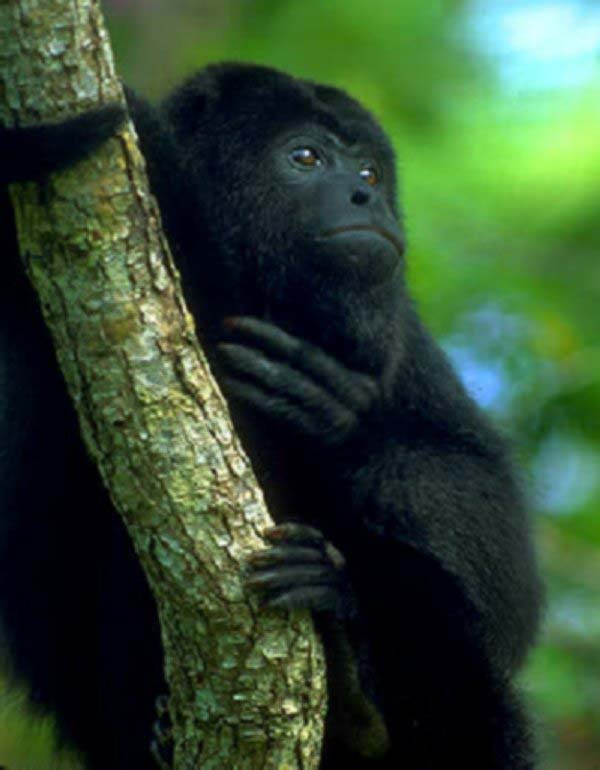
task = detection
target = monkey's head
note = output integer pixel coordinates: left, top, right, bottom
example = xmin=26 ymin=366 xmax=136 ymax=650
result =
xmin=163 ymin=63 xmax=407 ymax=367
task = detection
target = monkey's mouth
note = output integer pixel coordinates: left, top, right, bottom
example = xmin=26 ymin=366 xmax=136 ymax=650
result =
xmin=321 ymin=225 xmax=404 ymax=256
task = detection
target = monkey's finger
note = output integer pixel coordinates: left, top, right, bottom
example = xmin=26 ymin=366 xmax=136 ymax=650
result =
xmin=263 ymin=585 xmax=339 ymax=613
xmin=244 ymin=564 xmax=335 ymax=592
xmin=218 ymin=347 xmax=358 ymax=433
xmin=218 ymin=342 xmax=322 ymax=398
xmin=221 ymin=375 xmax=356 ymax=443
xmin=223 ymin=316 xmax=377 ymax=412
xmin=220 ymin=376 xmax=343 ymax=438
xmin=262 ymin=527 xmax=347 ymax=574
xmin=246 ymin=545 xmax=326 ymax=567
xmin=263 ymin=523 xmax=326 ymax=543
xmin=223 ymin=316 xmax=300 ymax=357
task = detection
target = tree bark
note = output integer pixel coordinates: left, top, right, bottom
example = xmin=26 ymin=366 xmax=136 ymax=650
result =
xmin=0 ymin=1 xmax=325 ymax=768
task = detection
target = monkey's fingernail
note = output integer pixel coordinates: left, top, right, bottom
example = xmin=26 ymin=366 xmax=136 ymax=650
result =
xmin=264 ymin=526 xmax=285 ymax=540
xmin=223 ymin=316 xmax=241 ymax=330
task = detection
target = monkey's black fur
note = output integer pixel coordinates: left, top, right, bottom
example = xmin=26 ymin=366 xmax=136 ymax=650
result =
xmin=0 ymin=64 xmax=542 ymax=769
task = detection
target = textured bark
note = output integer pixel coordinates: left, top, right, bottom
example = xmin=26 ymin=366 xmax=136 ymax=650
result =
xmin=0 ymin=1 xmax=326 ymax=768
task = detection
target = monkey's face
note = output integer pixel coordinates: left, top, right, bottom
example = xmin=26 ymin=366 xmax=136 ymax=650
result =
xmin=265 ymin=124 xmax=405 ymax=287
xmin=212 ymin=116 xmax=406 ymax=297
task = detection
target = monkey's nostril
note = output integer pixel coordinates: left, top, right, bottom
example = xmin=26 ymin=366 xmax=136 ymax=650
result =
xmin=351 ymin=189 xmax=370 ymax=206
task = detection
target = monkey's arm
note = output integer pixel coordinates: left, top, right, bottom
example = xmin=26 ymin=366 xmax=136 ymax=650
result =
xmin=219 ymin=315 xmax=541 ymax=768
xmin=0 ymin=105 xmax=125 ymax=184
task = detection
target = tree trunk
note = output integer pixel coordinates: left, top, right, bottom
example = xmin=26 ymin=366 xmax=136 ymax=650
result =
xmin=0 ymin=1 xmax=325 ymax=768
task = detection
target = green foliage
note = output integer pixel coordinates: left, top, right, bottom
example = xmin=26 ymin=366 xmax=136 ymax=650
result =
xmin=0 ymin=685 xmax=82 ymax=769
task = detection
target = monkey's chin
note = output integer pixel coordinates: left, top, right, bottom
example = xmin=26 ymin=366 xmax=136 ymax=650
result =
xmin=316 ymin=231 xmax=400 ymax=285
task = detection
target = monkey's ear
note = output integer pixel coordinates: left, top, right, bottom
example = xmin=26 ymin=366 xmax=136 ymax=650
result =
xmin=0 ymin=104 xmax=126 ymax=184
xmin=159 ymin=67 xmax=224 ymax=148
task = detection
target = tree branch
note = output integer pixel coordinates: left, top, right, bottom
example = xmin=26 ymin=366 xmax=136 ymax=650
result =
xmin=0 ymin=1 xmax=325 ymax=767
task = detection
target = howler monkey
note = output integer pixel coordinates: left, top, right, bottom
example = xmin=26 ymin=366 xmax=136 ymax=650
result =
xmin=0 ymin=63 xmax=542 ymax=769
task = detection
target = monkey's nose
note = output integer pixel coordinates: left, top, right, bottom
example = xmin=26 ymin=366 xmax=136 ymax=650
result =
xmin=350 ymin=188 xmax=370 ymax=206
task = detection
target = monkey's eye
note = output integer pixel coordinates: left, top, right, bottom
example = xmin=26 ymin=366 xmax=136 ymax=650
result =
xmin=290 ymin=147 xmax=322 ymax=169
xmin=359 ymin=165 xmax=379 ymax=186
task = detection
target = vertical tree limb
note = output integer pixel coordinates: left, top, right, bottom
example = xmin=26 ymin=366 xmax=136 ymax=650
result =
xmin=0 ymin=1 xmax=326 ymax=767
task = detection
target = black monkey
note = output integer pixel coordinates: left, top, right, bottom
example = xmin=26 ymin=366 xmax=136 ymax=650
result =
xmin=0 ymin=64 xmax=542 ymax=769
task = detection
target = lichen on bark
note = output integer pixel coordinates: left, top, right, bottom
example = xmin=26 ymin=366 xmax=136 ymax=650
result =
xmin=0 ymin=1 xmax=326 ymax=767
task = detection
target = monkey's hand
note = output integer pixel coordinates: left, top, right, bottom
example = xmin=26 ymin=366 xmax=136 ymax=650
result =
xmin=245 ymin=523 xmax=392 ymax=762
xmin=243 ymin=523 xmax=353 ymax=616
xmin=217 ymin=317 xmax=378 ymax=446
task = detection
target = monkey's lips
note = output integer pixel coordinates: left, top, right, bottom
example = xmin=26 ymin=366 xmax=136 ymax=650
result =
xmin=315 ymin=224 xmax=403 ymax=283
xmin=320 ymin=225 xmax=404 ymax=256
